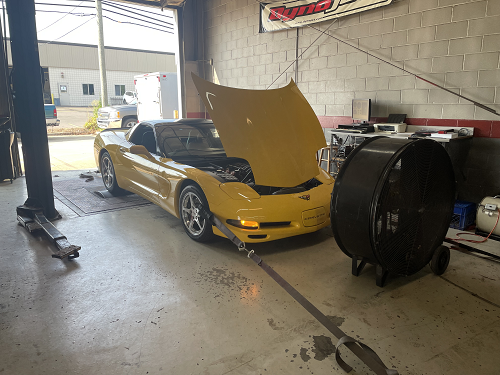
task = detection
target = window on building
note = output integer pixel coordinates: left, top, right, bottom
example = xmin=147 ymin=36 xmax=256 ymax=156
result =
xmin=115 ymin=85 xmax=126 ymax=96
xmin=83 ymin=84 xmax=94 ymax=95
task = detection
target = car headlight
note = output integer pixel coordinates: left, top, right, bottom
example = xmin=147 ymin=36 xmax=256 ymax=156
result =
xmin=110 ymin=110 xmax=120 ymax=119
xmin=226 ymin=219 xmax=259 ymax=230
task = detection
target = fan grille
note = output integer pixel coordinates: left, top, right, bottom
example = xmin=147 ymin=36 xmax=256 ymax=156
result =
xmin=372 ymin=140 xmax=454 ymax=276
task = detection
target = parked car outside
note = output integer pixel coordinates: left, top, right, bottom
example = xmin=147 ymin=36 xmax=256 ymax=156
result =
xmin=44 ymin=104 xmax=60 ymax=126
xmin=122 ymin=91 xmax=137 ymax=104
xmin=97 ymin=104 xmax=137 ymax=129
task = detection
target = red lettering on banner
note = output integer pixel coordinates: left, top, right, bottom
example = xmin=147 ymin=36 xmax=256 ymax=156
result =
xmin=297 ymin=4 xmax=315 ymax=16
xmin=268 ymin=0 xmax=335 ymax=22
xmin=315 ymin=0 xmax=332 ymax=12
xmin=269 ymin=7 xmax=285 ymax=20
xmin=282 ymin=7 xmax=299 ymax=21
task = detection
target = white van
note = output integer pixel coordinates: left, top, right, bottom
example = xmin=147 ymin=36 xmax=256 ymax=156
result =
xmin=134 ymin=72 xmax=179 ymax=122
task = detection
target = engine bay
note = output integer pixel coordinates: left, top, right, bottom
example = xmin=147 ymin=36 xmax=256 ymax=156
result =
xmin=183 ymin=157 xmax=322 ymax=196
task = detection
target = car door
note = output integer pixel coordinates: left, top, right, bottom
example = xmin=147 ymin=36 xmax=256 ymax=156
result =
xmin=116 ymin=124 xmax=161 ymax=202
xmin=155 ymin=156 xmax=186 ymax=215
xmin=153 ymin=124 xmax=196 ymax=215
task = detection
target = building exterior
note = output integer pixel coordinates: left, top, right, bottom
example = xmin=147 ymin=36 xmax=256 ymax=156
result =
xmin=7 ymin=40 xmax=176 ymax=106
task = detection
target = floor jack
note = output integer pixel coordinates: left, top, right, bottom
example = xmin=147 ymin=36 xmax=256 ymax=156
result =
xmin=17 ymin=205 xmax=81 ymax=260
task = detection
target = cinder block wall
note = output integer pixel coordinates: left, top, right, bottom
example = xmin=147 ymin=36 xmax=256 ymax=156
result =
xmin=197 ymin=0 xmax=500 ymax=201
xmin=202 ymin=0 xmax=499 ymax=121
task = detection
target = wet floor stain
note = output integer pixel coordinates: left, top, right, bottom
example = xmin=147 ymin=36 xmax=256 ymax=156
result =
xmin=286 ymin=334 xmax=337 ymax=373
xmin=284 ymin=314 xmax=343 ymax=366
xmin=299 ymin=347 xmax=311 ymax=362
xmin=267 ymin=318 xmax=284 ymax=330
xmin=195 ymin=267 xmax=259 ymax=301
xmin=198 ymin=267 xmax=249 ymax=288
xmin=310 ymin=335 xmax=335 ymax=361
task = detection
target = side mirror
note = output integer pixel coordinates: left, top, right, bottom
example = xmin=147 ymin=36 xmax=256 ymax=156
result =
xmin=130 ymin=145 xmax=152 ymax=158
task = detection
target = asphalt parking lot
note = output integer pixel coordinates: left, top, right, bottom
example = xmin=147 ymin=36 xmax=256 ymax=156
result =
xmin=54 ymin=106 xmax=92 ymax=129
xmin=37 ymin=106 xmax=98 ymax=171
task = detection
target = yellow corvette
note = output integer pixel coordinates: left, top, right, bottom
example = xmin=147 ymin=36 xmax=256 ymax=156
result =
xmin=94 ymin=75 xmax=334 ymax=243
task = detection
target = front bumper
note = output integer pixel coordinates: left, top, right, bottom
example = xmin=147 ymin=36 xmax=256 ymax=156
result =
xmin=211 ymin=182 xmax=333 ymax=243
xmin=97 ymin=119 xmax=122 ymax=129
xmin=214 ymin=218 xmax=331 ymax=243
xmin=46 ymin=118 xmax=60 ymax=126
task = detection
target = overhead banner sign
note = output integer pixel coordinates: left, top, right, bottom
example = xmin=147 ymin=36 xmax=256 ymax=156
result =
xmin=259 ymin=0 xmax=393 ymax=33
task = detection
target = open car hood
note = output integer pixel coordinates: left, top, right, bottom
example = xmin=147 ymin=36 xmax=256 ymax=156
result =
xmin=192 ymin=74 xmax=326 ymax=188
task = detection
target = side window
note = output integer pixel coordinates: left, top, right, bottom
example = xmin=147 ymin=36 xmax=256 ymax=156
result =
xmin=115 ymin=85 xmax=126 ymax=96
xmin=129 ymin=124 xmax=157 ymax=154
xmin=156 ymin=126 xmax=183 ymax=157
xmin=83 ymin=84 xmax=94 ymax=95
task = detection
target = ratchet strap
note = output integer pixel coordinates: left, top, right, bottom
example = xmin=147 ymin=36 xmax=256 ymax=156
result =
xmin=201 ymin=209 xmax=399 ymax=375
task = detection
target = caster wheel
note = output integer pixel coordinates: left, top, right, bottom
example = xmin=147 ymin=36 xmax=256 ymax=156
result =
xmin=430 ymin=245 xmax=450 ymax=275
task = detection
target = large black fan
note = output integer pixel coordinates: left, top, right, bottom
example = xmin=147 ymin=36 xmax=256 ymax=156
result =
xmin=331 ymin=137 xmax=455 ymax=286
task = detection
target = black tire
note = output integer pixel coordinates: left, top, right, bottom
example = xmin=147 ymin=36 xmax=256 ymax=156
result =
xmin=122 ymin=118 xmax=137 ymax=128
xmin=430 ymin=245 xmax=450 ymax=275
xmin=179 ymin=185 xmax=214 ymax=242
xmin=100 ymin=151 xmax=123 ymax=194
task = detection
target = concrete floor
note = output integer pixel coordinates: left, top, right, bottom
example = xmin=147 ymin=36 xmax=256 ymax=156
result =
xmin=1 ymin=173 xmax=500 ymax=375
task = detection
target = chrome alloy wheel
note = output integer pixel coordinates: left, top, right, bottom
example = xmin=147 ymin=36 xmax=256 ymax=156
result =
xmin=180 ymin=191 xmax=206 ymax=236
xmin=101 ymin=154 xmax=115 ymax=190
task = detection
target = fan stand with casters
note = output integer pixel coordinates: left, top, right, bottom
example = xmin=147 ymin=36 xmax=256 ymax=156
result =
xmin=351 ymin=255 xmax=390 ymax=287
xmin=351 ymin=244 xmax=451 ymax=287
xmin=430 ymin=245 xmax=451 ymax=276
xmin=331 ymin=137 xmax=456 ymax=287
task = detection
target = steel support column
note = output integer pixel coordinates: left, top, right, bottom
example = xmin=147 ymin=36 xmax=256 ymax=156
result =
xmin=6 ymin=0 xmax=57 ymax=219
xmin=95 ymin=0 xmax=109 ymax=107
xmin=175 ymin=7 xmax=186 ymax=118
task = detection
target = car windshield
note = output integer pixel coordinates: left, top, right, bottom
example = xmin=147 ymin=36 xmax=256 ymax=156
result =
xmin=155 ymin=123 xmax=226 ymax=158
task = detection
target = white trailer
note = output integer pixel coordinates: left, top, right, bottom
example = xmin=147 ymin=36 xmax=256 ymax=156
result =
xmin=134 ymin=72 xmax=179 ymax=122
